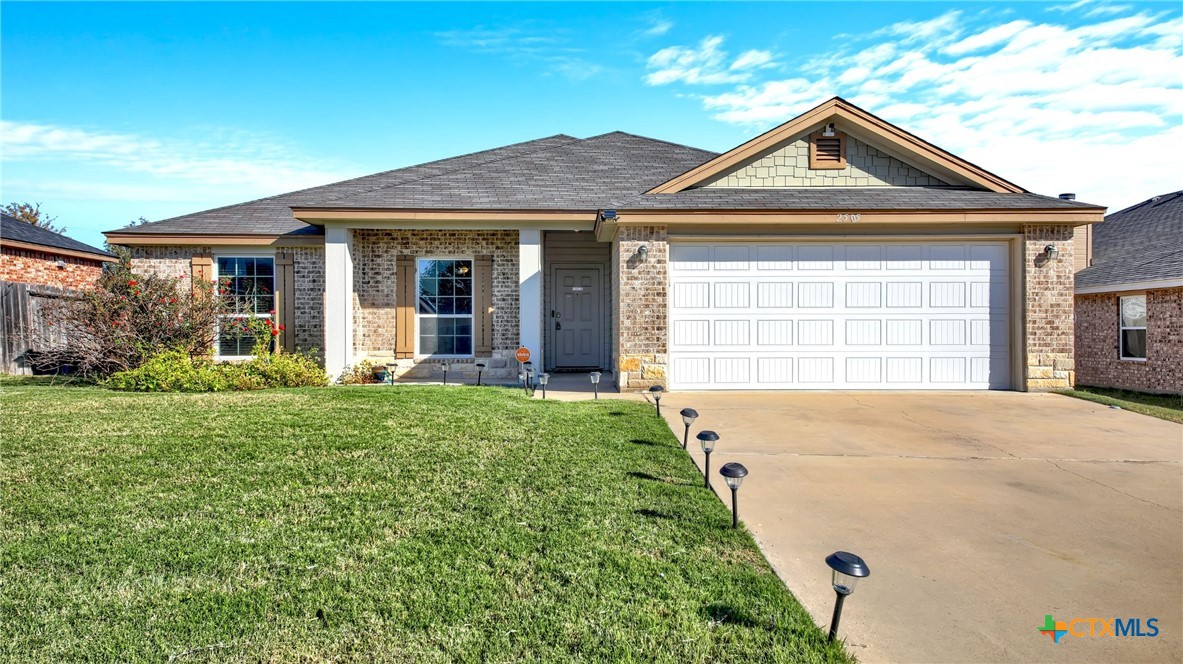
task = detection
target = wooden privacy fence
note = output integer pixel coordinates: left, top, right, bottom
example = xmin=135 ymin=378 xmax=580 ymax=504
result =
xmin=1 ymin=280 xmax=71 ymax=375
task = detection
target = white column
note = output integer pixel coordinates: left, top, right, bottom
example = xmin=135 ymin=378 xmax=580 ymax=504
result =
xmin=518 ymin=228 xmax=543 ymax=367
xmin=323 ymin=226 xmax=354 ymax=380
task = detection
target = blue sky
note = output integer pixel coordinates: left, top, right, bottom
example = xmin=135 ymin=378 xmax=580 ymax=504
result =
xmin=2 ymin=1 xmax=1180 ymax=247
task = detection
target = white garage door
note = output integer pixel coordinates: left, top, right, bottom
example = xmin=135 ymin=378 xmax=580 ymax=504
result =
xmin=668 ymin=241 xmax=1011 ymax=390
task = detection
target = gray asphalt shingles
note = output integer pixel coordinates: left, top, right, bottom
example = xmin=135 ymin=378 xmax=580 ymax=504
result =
xmin=1076 ymin=191 xmax=1183 ymax=288
xmin=110 ymin=131 xmax=1101 ymax=239
xmin=1 ymin=212 xmax=114 ymax=257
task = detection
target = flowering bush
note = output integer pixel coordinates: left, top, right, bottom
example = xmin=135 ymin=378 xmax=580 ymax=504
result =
xmin=35 ymin=261 xmax=224 ymax=376
xmin=339 ymin=359 xmax=384 ymax=385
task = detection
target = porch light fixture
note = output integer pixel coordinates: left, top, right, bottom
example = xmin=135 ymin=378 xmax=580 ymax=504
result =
xmin=475 ymin=362 xmax=486 ymax=386
xmin=1044 ymin=244 xmax=1060 ymax=261
xmin=680 ymin=408 xmax=698 ymax=449
xmin=719 ymin=462 xmax=749 ymax=528
xmin=589 ymin=371 xmax=601 ymax=399
xmin=539 ymin=372 xmax=549 ymax=399
xmin=637 ymin=245 xmax=649 ymax=260
xmin=648 ymin=385 xmax=664 ymax=416
xmin=826 ymin=551 xmax=871 ymax=642
xmin=697 ymin=430 xmax=719 ymax=489
xmin=55 ymin=259 xmax=67 ymax=269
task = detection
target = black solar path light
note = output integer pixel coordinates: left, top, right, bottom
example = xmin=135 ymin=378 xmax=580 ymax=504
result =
xmin=697 ymin=430 xmax=719 ymax=489
xmin=826 ymin=551 xmax=870 ymax=642
xmin=719 ymin=462 xmax=748 ymax=529
xmin=442 ymin=362 xmax=449 ymax=386
xmin=679 ymin=408 xmax=698 ymax=449
xmin=589 ymin=371 xmax=601 ymax=399
xmin=539 ymin=372 xmax=549 ymax=399
xmin=648 ymin=385 xmax=664 ymax=416
xmin=475 ymin=363 xmax=486 ymax=386
xmin=386 ymin=363 xmax=396 ymax=386
xmin=523 ymin=361 xmax=534 ymax=394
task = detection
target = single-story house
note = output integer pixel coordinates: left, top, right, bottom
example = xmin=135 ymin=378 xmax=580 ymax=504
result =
xmin=1 ymin=212 xmax=115 ymax=289
xmin=1074 ymin=191 xmax=1182 ymax=395
xmin=106 ymin=97 xmax=1104 ymax=391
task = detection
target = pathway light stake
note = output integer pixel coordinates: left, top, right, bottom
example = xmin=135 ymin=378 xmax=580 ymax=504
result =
xmin=719 ymin=462 xmax=748 ymax=529
xmin=475 ymin=363 xmax=486 ymax=386
xmin=648 ymin=385 xmax=664 ymax=416
xmin=589 ymin=371 xmax=601 ymax=399
xmin=523 ymin=361 xmax=534 ymax=394
xmin=386 ymin=363 xmax=396 ymax=386
xmin=825 ymin=551 xmax=870 ymax=642
xmin=679 ymin=408 xmax=698 ymax=450
xmin=442 ymin=362 xmax=449 ymax=386
xmin=697 ymin=430 xmax=719 ymax=489
xmin=539 ymin=372 xmax=549 ymax=399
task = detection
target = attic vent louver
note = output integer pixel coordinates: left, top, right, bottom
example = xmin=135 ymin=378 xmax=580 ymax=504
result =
xmin=809 ymin=129 xmax=847 ymax=170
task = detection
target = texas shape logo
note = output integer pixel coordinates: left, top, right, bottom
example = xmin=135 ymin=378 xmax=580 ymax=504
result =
xmin=1040 ymin=615 xmax=1068 ymax=644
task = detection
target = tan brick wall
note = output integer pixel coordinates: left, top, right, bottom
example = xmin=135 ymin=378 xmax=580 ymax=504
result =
xmin=613 ymin=225 xmax=668 ymax=390
xmin=0 ymin=248 xmax=105 ymax=290
xmin=704 ymin=135 xmax=946 ymax=188
xmin=292 ymin=247 xmax=325 ymax=355
xmin=351 ymin=230 xmax=519 ymax=379
xmin=127 ymin=245 xmax=325 ymax=357
xmin=1023 ymin=225 xmax=1076 ymax=390
xmin=1075 ymin=288 xmax=1183 ymax=395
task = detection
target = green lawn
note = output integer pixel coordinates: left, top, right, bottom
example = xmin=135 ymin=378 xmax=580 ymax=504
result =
xmin=0 ymin=382 xmax=847 ymax=662
xmin=1057 ymin=386 xmax=1183 ymax=424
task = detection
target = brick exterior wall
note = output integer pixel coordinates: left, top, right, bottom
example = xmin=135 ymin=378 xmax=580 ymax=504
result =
xmin=127 ymin=245 xmax=325 ymax=357
xmin=1024 ymin=225 xmax=1076 ymax=390
xmin=1075 ymin=288 xmax=1183 ymax=395
xmin=351 ymin=230 xmax=519 ymax=380
xmin=612 ymin=225 xmax=668 ymax=390
xmin=704 ymin=136 xmax=946 ymax=188
xmin=0 ymin=248 xmax=105 ymax=290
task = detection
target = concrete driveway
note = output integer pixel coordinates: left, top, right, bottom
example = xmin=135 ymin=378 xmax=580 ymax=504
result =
xmin=657 ymin=391 xmax=1182 ymax=663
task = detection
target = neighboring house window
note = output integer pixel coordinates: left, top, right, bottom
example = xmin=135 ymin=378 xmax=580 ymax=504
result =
xmin=215 ymin=256 xmax=275 ymax=358
xmin=417 ymin=258 xmax=473 ymax=356
xmin=1119 ymin=294 xmax=1147 ymax=360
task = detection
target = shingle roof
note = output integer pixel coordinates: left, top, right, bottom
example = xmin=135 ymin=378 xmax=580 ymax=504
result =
xmin=109 ymin=130 xmax=1102 ymax=238
xmin=1 ymin=212 xmax=114 ymax=258
xmin=1076 ymin=191 xmax=1183 ymax=289
xmin=111 ymin=134 xmax=585 ymax=236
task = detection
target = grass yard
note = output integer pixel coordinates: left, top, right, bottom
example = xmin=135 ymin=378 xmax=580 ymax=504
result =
xmin=1057 ymin=386 xmax=1183 ymax=424
xmin=0 ymin=381 xmax=848 ymax=662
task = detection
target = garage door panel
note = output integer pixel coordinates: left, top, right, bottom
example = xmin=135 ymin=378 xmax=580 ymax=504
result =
xmin=669 ymin=241 xmax=1011 ymax=390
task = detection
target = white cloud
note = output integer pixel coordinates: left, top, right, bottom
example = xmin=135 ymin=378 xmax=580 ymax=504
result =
xmin=644 ymin=18 xmax=673 ymax=37
xmin=434 ymin=26 xmax=599 ymax=81
xmin=646 ymin=7 xmax=1183 ymax=211
xmin=1 ymin=121 xmax=352 ymax=195
xmin=646 ymin=36 xmax=777 ymax=86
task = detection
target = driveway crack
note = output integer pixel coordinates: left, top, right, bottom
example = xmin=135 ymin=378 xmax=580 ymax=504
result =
xmin=901 ymin=410 xmax=1017 ymax=458
xmin=1047 ymin=460 xmax=1181 ymax=512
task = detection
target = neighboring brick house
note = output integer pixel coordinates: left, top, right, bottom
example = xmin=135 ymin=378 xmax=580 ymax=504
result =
xmin=1074 ymin=192 xmax=1183 ymax=395
xmin=0 ymin=212 xmax=115 ymax=289
xmin=106 ymin=97 xmax=1104 ymax=391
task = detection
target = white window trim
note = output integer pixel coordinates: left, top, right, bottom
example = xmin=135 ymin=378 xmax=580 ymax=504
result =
xmin=212 ymin=254 xmax=276 ymax=361
xmin=414 ymin=256 xmax=476 ymax=359
xmin=1118 ymin=293 xmax=1148 ymax=362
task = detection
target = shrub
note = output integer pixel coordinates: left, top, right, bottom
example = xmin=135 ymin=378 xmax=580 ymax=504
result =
xmin=35 ymin=260 xmax=224 ymax=376
xmin=339 ymin=360 xmax=383 ymax=385
xmin=106 ymin=349 xmax=328 ymax=392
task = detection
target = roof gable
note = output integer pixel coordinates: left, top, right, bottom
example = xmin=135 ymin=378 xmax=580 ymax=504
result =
xmin=701 ymin=132 xmax=949 ymax=189
xmin=649 ymin=97 xmax=1025 ymax=194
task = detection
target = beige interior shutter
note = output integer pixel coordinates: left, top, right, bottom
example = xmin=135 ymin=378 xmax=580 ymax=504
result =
xmin=395 ymin=256 xmax=416 ymax=359
xmin=474 ymin=255 xmax=493 ymax=356
xmin=274 ymin=251 xmax=296 ymax=353
xmin=190 ymin=254 xmax=213 ymax=295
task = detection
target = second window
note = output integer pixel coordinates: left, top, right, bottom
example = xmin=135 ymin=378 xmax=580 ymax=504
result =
xmin=417 ymin=258 xmax=473 ymax=356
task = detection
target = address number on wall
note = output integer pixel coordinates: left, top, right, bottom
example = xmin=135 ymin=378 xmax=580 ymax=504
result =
xmin=836 ymin=213 xmax=862 ymax=223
